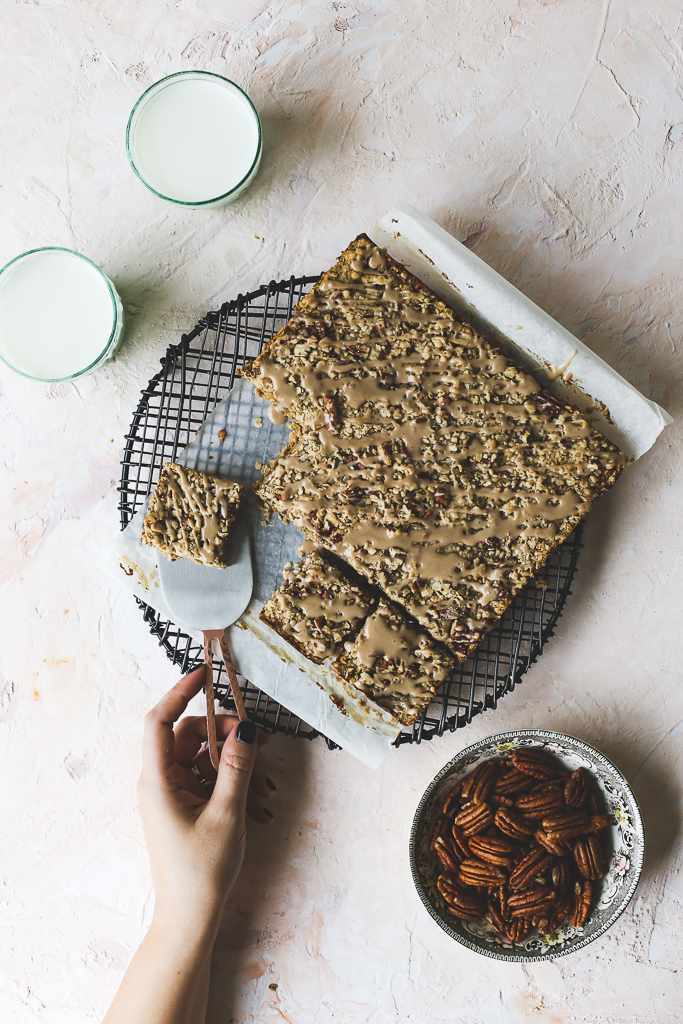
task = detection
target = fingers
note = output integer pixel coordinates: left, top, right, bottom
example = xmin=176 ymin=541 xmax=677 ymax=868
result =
xmin=248 ymin=762 xmax=278 ymax=801
xmin=247 ymin=789 xmax=275 ymax=825
xmin=174 ymin=713 xmax=241 ymax=765
xmin=142 ymin=665 xmax=206 ymax=779
xmin=209 ymin=720 xmax=259 ymax=820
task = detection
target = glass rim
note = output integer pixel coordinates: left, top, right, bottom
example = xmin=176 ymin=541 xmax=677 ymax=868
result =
xmin=0 ymin=246 xmax=121 ymax=383
xmin=125 ymin=70 xmax=263 ymax=207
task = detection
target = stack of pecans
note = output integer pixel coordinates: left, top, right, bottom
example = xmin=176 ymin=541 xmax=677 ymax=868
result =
xmin=430 ymin=748 xmax=612 ymax=942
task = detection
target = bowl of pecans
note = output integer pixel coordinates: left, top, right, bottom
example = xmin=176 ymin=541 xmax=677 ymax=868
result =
xmin=410 ymin=730 xmax=644 ymax=961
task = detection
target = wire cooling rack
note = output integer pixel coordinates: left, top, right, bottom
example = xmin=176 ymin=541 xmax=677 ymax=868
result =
xmin=119 ymin=275 xmax=582 ymax=748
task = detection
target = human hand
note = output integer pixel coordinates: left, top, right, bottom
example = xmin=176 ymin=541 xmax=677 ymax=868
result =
xmin=137 ymin=665 xmax=274 ymax=928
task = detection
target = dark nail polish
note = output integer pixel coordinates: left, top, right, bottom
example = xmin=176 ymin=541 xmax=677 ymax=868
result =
xmin=264 ymin=807 xmax=274 ymax=818
xmin=265 ymin=776 xmax=277 ymax=791
xmin=236 ymin=720 xmax=257 ymax=744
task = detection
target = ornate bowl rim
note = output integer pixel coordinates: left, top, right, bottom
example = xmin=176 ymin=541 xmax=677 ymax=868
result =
xmin=409 ymin=728 xmax=645 ymax=962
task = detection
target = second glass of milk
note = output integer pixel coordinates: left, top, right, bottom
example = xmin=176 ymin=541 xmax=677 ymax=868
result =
xmin=126 ymin=72 xmax=262 ymax=208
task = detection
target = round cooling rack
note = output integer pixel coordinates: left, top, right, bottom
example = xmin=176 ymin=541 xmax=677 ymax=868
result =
xmin=118 ymin=275 xmax=583 ymax=749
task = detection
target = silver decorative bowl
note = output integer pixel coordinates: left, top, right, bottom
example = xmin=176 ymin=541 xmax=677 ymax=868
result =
xmin=410 ymin=730 xmax=644 ymax=961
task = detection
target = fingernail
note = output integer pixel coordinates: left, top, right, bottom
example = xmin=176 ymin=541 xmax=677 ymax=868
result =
xmin=236 ymin=720 xmax=257 ymax=744
xmin=265 ymin=776 xmax=277 ymax=791
xmin=264 ymin=807 xmax=274 ymax=818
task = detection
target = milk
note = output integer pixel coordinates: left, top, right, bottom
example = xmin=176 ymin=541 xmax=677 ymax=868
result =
xmin=0 ymin=249 xmax=124 ymax=381
xmin=128 ymin=73 xmax=262 ymax=207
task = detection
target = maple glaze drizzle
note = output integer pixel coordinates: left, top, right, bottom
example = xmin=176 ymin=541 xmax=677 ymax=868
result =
xmin=250 ymin=240 xmax=625 ymax=647
xmin=159 ymin=464 xmax=239 ymax=564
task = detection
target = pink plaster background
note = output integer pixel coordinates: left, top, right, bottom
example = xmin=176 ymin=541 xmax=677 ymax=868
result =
xmin=1 ymin=1 xmax=682 ymax=1021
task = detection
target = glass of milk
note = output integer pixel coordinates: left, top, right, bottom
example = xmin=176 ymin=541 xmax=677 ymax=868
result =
xmin=126 ymin=71 xmax=262 ymax=208
xmin=0 ymin=248 xmax=125 ymax=382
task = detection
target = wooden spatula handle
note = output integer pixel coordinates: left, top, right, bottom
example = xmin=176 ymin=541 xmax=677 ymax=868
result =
xmin=215 ymin=630 xmax=248 ymax=722
xmin=203 ymin=635 xmax=220 ymax=773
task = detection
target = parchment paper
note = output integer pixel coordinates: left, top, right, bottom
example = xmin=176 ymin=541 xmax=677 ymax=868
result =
xmin=99 ymin=203 xmax=672 ymax=768
xmin=375 ymin=202 xmax=672 ymax=459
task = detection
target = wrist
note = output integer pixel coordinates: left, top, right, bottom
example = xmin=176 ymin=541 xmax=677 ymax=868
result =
xmin=151 ymin=891 xmax=225 ymax=951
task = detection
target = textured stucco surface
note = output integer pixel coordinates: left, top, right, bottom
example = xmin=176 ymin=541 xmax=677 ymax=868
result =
xmin=1 ymin=1 xmax=683 ymax=1021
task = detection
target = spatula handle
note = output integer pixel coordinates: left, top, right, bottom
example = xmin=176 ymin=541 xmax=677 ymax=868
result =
xmin=216 ymin=630 xmax=248 ymax=722
xmin=203 ymin=636 xmax=220 ymax=773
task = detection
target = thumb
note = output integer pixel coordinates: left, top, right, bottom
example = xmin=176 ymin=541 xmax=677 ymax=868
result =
xmin=209 ymin=719 xmax=258 ymax=817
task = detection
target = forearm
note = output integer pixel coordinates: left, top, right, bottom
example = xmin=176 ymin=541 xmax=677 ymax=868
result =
xmin=103 ymin=905 xmax=221 ymax=1024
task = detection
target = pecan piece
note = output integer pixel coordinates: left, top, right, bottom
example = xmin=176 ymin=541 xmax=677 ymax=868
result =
xmin=508 ymin=886 xmax=557 ymax=918
xmin=433 ymin=835 xmax=461 ymax=874
xmin=495 ymin=807 xmax=537 ymax=841
xmin=454 ymin=801 xmax=494 ymax=836
xmin=509 ymin=848 xmax=554 ymax=890
xmin=586 ymin=814 xmax=612 ymax=833
xmin=450 ymin=824 xmax=471 ymax=862
xmin=573 ymin=835 xmax=608 ymax=880
xmin=461 ymin=760 xmax=498 ymax=804
xmin=511 ymin=747 xmax=559 ymax=780
xmin=495 ymin=766 xmax=537 ymax=796
xmin=541 ymin=811 xmax=589 ymax=842
xmin=469 ymin=836 xmax=516 ymax=869
xmin=322 ymin=393 xmax=339 ymax=433
xmin=458 ymin=858 xmax=507 ymax=888
xmin=516 ymin=787 xmax=565 ymax=820
xmin=569 ymin=879 xmax=593 ymax=929
xmin=564 ymin=767 xmax=590 ymax=808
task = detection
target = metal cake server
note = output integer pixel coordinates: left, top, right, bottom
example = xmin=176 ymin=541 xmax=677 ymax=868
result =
xmin=157 ymin=516 xmax=253 ymax=772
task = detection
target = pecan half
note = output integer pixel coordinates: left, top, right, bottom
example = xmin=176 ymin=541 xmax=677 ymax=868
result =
xmin=569 ymin=879 xmax=593 ymax=929
xmin=534 ymin=829 xmax=572 ymax=857
xmin=516 ymin=787 xmax=565 ymax=820
xmin=458 ymin=858 xmax=507 ymax=888
xmin=450 ymin=824 xmax=471 ymax=862
xmin=454 ymin=801 xmax=494 ymax=836
xmin=511 ymin=747 xmax=559 ymax=780
xmin=445 ymin=888 xmax=486 ymax=921
xmin=436 ymin=872 xmax=460 ymax=904
xmin=433 ymin=835 xmax=462 ymax=874
xmin=506 ymin=918 xmax=532 ymax=943
xmin=495 ymin=807 xmax=537 ymax=841
xmin=429 ymin=814 xmax=451 ymax=853
xmin=494 ymin=766 xmax=537 ymax=796
xmin=469 ymin=836 xmax=516 ymax=869
xmin=564 ymin=767 xmax=590 ymax=808
xmin=508 ymin=886 xmax=557 ymax=918
xmin=541 ymin=811 xmax=589 ymax=842
xmin=461 ymin=760 xmax=498 ymax=804
xmin=545 ymin=895 xmax=573 ymax=934
xmin=586 ymin=814 xmax=612 ymax=833
xmin=487 ymin=897 xmax=507 ymax=935
xmin=551 ymin=859 xmax=572 ymax=897
xmin=509 ymin=848 xmax=554 ymax=890
xmin=573 ymin=835 xmax=608 ymax=880
xmin=442 ymin=779 xmax=465 ymax=817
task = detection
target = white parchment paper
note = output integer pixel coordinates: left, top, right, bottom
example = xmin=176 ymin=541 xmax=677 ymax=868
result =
xmin=99 ymin=204 xmax=672 ymax=768
xmin=375 ymin=202 xmax=672 ymax=459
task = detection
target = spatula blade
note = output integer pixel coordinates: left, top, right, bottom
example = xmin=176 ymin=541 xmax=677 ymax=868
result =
xmin=157 ymin=519 xmax=253 ymax=631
